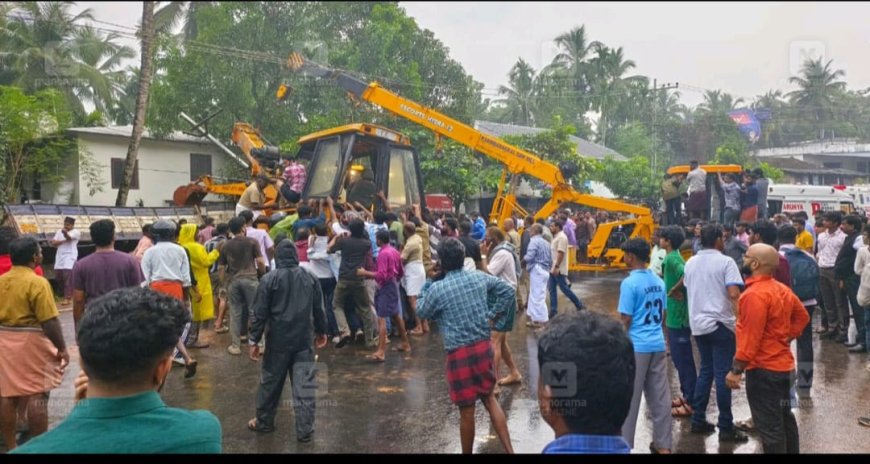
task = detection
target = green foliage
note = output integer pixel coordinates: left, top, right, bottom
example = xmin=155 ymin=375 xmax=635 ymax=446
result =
xmin=78 ymin=146 xmax=105 ymax=197
xmin=0 ymin=2 xmax=136 ymax=123
xmin=419 ymin=141 xmax=482 ymax=212
xmin=754 ymin=162 xmax=785 ymax=183
xmin=609 ymin=122 xmax=653 ymax=158
xmin=593 ymin=156 xmax=659 ymax=205
xmin=0 ymin=86 xmax=75 ymax=207
xmin=502 ymin=116 xmax=597 ymax=187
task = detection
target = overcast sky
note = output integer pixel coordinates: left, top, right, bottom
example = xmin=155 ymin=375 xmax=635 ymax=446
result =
xmin=76 ymin=1 xmax=870 ymax=108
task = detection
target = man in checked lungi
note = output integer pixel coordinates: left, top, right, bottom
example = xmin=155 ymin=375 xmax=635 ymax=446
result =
xmin=417 ymin=237 xmax=515 ymax=454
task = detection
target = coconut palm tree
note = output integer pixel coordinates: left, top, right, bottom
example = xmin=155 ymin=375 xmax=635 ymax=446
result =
xmin=587 ymin=45 xmax=642 ymax=146
xmin=69 ymin=26 xmax=136 ymax=115
xmin=787 ymin=58 xmax=846 ymax=140
xmin=546 ymin=26 xmax=594 ymax=109
xmin=0 ymin=2 xmax=133 ymax=119
xmin=496 ymin=58 xmax=540 ymax=126
xmin=698 ymin=89 xmax=744 ymax=115
xmin=116 ymin=1 xmax=156 ymax=207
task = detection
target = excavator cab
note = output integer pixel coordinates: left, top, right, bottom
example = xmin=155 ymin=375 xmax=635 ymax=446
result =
xmin=295 ymin=123 xmax=424 ymax=212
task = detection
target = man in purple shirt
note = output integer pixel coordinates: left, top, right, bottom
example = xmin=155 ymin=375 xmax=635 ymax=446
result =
xmin=561 ymin=211 xmax=577 ymax=248
xmin=71 ymin=220 xmax=144 ymax=331
xmin=357 ymin=230 xmax=410 ymax=361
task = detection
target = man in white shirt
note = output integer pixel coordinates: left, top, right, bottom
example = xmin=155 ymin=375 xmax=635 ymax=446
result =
xmin=815 ymin=211 xmax=848 ymax=339
xmin=482 ymin=227 xmax=522 ymax=391
xmin=50 ymin=217 xmax=81 ymax=306
xmin=683 ymin=223 xmax=748 ymax=443
xmin=548 ymin=219 xmax=585 ymax=319
xmin=685 ymin=160 xmax=708 ymax=221
xmin=239 ymin=210 xmax=275 ymax=272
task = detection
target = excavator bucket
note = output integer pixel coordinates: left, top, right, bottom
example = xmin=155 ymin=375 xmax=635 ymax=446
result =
xmin=173 ymin=183 xmax=209 ymax=207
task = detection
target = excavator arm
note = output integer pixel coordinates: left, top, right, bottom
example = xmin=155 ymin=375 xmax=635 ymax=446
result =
xmin=285 ymin=53 xmax=653 ymax=270
xmin=173 ymin=114 xmax=283 ymax=214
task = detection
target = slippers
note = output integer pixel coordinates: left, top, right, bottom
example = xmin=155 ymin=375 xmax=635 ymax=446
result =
xmin=248 ymin=418 xmax=274 ymax=433
xmin=393 ymin=345 xmax=410 ymax=352
xmin=366 ymin=354 xmax=385 ymax=362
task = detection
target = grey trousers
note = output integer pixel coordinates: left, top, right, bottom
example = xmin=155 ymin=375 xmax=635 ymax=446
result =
xmin=819 ymin=267 xmax=849 ymax=334
xmin=229 ymin=276 xmax=259 ymax=348
xmin=256 ymin=346 xmax=317 ymax=440
xmin=622 ymin=351 xmax=673 ymax=450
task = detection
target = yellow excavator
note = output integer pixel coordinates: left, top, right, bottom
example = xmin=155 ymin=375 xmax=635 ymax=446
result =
xmin=282 ymin=52 xmax=654 ymax=271
xmin=173 ymin=110 xmax=283 ymax=214
xmin=173 ymin=109 xmax=427 ymax=219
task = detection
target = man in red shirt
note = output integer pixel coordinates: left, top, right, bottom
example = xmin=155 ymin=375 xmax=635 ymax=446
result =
xmin=726 ymin=243 xmax=809 ymax=454
xmin=0 ymin=227 xmax=44 ymax=277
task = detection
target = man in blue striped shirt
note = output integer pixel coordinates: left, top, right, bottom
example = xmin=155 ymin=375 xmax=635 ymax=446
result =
xmin=417 ymin=238 xmax=515 ymax=454
xmin=538 ymin=311 xmax=633 ymax=454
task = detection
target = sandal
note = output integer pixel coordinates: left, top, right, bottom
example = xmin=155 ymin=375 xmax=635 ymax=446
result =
xmin=366 ymin=354 xmax=385 ymax=362
xmin=393 ymin=345 xmax=410 ymax=352
xmin=248 ymin=418 xmax=274 ymax=433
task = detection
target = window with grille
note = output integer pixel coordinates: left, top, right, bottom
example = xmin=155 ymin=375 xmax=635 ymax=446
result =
xmin=190 ymin=153 xmax=212 ymax=181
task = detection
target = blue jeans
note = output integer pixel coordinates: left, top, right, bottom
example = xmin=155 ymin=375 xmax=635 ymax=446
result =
xmin=319 ymin=278 xmax=338 ymax=337
xmin=668 ymin=327 xmax=697 ymax=402
xmin=548 ymin=274 xmax=584 ymax=318
xmin=692 ymin=323 xmax=736 ymax=431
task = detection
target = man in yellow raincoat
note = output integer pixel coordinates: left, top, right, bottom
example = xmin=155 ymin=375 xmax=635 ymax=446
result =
xmin=179 ymin=223 xmax=220 ymax=348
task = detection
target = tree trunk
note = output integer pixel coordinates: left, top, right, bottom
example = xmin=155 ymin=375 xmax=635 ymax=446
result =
xmin=115 ymin=1 xmax=156 ymax=206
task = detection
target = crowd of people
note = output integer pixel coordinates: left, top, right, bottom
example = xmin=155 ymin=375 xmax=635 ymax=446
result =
xmin=1 ymin=167 xmax=869 ymax=453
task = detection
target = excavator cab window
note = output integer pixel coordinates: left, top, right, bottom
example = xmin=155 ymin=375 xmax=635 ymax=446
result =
xmin=305 ymin=137 xmax=342 ymax=199
xmin=386 ymin=146 xmax=421 ymax=210
xmin=342 ymin=143 xmax=378 ymax=208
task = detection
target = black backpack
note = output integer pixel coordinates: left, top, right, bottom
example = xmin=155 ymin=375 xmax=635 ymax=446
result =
xmin=784 ymin=247 xmax=819 ymax=301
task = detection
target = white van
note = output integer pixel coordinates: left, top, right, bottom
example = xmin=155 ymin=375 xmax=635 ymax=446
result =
xmin=837 ymin=185 xmax=870 ymax=215
xmin=766 ymin=184 xmax=859 ymax=218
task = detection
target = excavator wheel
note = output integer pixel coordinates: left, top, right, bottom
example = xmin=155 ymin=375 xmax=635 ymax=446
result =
xmin=173 ymin=184 xmax=209 ymax=207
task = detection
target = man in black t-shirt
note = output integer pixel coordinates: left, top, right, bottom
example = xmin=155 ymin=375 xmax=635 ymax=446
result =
xmin=328 ymin=219 xmax=377 ymax=348
xmin=218 ymin=217 xmax=266 ymax=355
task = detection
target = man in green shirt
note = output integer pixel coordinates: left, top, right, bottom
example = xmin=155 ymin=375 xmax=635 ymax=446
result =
xmin=13 ymin=287 xmax=222 ymax=454
xmin=659 ymin=225 xmax=697 ymax=418
xmin=387 ymin=212 xmax=405 ymax=247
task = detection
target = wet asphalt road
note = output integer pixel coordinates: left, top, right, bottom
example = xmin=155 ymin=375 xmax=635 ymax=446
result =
xmin=32 ymin=273 xmax=870 ymax=453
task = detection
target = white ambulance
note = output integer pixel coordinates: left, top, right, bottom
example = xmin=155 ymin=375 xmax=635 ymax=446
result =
xmin=835 ymin=185 xmax=870 ymax=216
xmin=766 ymin=184 xmax=859 ymax=218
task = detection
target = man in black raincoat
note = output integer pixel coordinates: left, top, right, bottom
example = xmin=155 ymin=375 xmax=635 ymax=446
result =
xmin=247 ymin=240 xmax=327 ymax=442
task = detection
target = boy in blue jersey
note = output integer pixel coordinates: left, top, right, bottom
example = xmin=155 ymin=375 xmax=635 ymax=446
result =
xmin=617 ymin=238 xmax=673 ymax=454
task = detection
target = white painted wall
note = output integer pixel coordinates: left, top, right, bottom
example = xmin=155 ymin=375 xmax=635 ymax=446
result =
xmin=47 ymin=133 xmax=233 ymax=207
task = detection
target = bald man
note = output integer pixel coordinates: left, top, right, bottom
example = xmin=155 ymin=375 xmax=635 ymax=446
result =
xmin=726 ymin=244 xmax=809 ymax=454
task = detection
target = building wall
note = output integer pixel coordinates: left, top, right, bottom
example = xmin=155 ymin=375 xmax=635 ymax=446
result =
xmin=43 ymin=133 xmax=234 ymax=207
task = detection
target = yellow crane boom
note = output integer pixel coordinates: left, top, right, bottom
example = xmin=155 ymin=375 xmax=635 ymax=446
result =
xmin=284 ymin=53 xmax=653 ymax=271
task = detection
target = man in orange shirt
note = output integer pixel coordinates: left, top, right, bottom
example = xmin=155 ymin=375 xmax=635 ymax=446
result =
xmin=726 ymin=243 xmax=809 ymax=454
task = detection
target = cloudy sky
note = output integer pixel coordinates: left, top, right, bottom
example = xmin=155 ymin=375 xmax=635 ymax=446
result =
xmin=76 ymin=2 xmax=870 ymax=108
